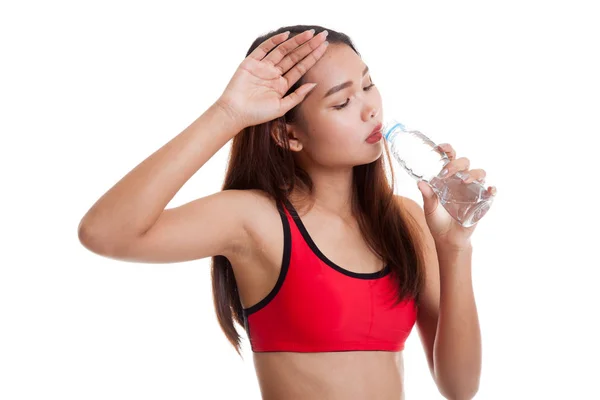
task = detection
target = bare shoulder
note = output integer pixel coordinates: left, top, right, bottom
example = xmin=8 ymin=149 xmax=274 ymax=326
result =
xmin=183 ymin=187 xmax=280 ymax=255
xmin=395 ymin=194 xmax=426 ymax=223
xmin=233 ymin=188 xmax=284 ymax=244
xmin=238 ymin=188 xmax=278 ymax=208
xmin=236 ymin=188 xmax=281 ymax=222
xmin=393 ymin=194 xmax=435 ymax=250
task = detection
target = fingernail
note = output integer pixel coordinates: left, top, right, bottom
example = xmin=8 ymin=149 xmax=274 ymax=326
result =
xmin=322 ymin=30 xmax=329 ymax=37
xmin=440 ymin=168 xmax=448 ymax=177
xmin=310 ymin=29 xmax=315 ymax=35
xmin=461 ymin=173 xmax=470 ymax=181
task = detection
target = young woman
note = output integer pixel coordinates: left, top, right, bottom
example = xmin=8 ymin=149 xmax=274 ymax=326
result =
xmin=78 ymin=25 xmax=496 ymax=400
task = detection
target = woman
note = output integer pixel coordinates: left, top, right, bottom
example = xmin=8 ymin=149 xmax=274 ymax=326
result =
xmin=78 ymin=25 xmax=495 ymax=400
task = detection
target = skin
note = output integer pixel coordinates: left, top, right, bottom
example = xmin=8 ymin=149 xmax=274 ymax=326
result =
xmin=231 ymin=40 xmax=489 ymax=399
xmin=79 ymin=29 xmax=495 ymax=399
xmin=228 ymin=189 xmax=409 ymax=400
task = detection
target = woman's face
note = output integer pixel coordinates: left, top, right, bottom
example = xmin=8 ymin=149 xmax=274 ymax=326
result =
xmin=286 ymin=43 xmax=384 ymax=169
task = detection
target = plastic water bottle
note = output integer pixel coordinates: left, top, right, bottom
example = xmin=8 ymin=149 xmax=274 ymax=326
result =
xmin=383 ymin=120 xmax=495 ymax=227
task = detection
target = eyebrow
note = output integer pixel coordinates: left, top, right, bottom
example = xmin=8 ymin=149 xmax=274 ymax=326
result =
xmin=322 ymin=66 xmax=370 ymax=99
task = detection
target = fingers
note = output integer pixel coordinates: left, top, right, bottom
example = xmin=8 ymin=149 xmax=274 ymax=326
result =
xmin=436 ymin=144 xmax=496 ymax=194
xmin=440 ymin=157 xmax=470 ymax=179
xmin=436 ymin=143 xmax=456 ymax=160
xmin=263 ymin=29 xmax=321 ymax=66
xmin=275 ymin=30 xmax=329 ymax=75
xmin=458 ymin=168 xmax=486 ymax=184
xmin=282 ymin=40 xmax=329 ymax=88
xmin=248 ymin=31 xmax=292 ymax=61
xmin=247 ymin=28 xmax=330 ymax=92
xmin=279 ymin=82 xmax=319 ymax=115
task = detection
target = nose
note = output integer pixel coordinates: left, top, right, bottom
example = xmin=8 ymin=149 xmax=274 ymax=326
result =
xmin=363 ymin=103 xmax=380 ymax=121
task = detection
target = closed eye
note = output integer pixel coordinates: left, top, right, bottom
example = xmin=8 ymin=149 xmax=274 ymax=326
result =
xmin=333 ymin=83 xmax=376 ymax=110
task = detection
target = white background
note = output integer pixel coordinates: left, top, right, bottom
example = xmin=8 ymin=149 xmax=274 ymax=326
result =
xmin=1 ymin=0 xmax=598 ymax=398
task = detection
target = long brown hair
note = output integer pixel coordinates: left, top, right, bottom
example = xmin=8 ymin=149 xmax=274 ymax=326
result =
xmin=211 ymin=25 xmax=427 ymax=357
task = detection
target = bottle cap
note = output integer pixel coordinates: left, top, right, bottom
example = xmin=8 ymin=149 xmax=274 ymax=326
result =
xmin=383 ymin=121 xmax=406 ymax=140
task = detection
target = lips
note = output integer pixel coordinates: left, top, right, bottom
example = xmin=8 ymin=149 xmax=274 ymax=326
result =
xmin=368 ymin=123 xmax=383 ymax=139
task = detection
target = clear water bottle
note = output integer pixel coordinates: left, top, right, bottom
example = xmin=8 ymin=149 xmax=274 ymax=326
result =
xmin=383 ymin=120 xmax=495 ymax=227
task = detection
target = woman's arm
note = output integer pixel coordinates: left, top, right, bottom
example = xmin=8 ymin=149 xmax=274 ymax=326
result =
xmin=433 ymin=245 xmax=481 ymax=399
xmin=78 ymin=103 xmax=243 ymax=258
xmin=401 ymin=196 xmax=482 ymax=400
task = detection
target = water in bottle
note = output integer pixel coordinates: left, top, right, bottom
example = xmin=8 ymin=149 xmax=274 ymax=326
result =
xmin=383 ymin=120 xmax=495 ymax=227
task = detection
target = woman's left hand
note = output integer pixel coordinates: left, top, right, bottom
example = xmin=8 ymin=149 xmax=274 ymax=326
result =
xmin=416 ymin=143 xmax=497 ymax=250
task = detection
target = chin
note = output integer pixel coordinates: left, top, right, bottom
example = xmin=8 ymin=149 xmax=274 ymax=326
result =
xmin=355 ymin=147 xmax=384 ymax=166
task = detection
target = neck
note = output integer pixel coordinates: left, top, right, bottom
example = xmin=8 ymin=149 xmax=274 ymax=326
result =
xmin=291 ymin=165 xmax=355 ymax=220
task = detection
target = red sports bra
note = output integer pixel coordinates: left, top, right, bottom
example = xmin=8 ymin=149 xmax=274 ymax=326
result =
xmin=242 ymin=198 xmax=417 ymax=353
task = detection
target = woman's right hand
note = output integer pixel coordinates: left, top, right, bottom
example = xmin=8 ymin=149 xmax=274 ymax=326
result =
xmin=215 ymin=29 xmax=329 ymax=130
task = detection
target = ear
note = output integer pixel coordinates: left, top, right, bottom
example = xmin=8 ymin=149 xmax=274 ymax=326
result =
xmin=271 ymin=121 xmax=303 ymax=152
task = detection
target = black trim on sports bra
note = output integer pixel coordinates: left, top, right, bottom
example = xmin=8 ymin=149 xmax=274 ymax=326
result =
xmin=283 ymin=198 xmax=391 ymax=280
xmin=242 ymin=200 xmax=292 ymax=319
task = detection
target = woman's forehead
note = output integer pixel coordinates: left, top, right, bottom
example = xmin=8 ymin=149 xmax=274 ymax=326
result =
xmin=304 ymin=44 xmax=365 ymax=84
